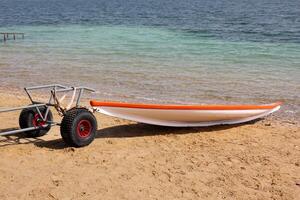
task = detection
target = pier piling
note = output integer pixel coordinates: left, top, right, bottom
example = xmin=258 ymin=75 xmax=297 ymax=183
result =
xmin=1 ymin=32 xmax=25 ymax=42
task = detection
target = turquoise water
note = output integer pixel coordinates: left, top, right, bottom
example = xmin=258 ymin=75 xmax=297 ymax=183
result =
xmin=0 ymin=25 xmax=299 ymax=120
xmin=0 ymin=0 xmax=300 ymax=119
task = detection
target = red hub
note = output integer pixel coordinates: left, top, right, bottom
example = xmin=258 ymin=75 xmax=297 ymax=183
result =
xmin=32 ymin=114 xmax=46 ymax=127
xmin=77 ymin=120 xmax=92 ymax=138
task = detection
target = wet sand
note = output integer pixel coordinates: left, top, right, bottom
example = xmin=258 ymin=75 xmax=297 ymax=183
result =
xmin=0 ymin=91 xmax=299 ymax=200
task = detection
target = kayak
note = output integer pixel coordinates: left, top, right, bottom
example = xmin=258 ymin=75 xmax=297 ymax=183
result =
xmin=90 ymin=101 xmax=282 ymax=127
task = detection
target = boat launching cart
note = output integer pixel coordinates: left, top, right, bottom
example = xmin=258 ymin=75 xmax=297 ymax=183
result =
xmin=0 ymin=84 xmax=98 ymax=147
xmin=0 ymin=84 xmax=282 ymax=148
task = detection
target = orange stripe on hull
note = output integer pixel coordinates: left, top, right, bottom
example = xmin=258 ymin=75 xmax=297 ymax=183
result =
xmin=90 ymin=101 xmax=282 ymax=110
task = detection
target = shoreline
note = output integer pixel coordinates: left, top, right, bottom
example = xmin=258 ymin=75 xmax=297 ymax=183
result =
xmin=0 ymin=89 xmax=299 ymax=199
xmin=0 ymin=86 xmax=298 ymax=125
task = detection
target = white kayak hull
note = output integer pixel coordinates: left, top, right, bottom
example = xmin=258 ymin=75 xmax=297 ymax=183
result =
xmin=91 ymin=101 xmax=281 ymax=127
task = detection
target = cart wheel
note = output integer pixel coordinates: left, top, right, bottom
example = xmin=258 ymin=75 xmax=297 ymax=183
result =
xmin=19 ymin=106 xmax=53 ymax=137
xmin=60 ymin=108 xmax=97 ymax=147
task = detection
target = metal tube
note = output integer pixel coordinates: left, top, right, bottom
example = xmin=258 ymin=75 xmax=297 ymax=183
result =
xmin=48 ymin=93 xmax=53 ymax=104
xmin=0 ymin=127 xmax=39 ymax=136
xmin=0 ymin=124 xmax=54 ymax=136
xmin=43 ymin=107 xmax=50 ymax=121
xmin=0 ymin=104 xmax=46 ymax=113
xmin=76 ymin=89 xmax=84 ymax=107
xmin=54 ymin=88 xmax=75 ymax=93
xmin=55 ymin=87 xmax=95 ymax=93
xmin=76 ymin=87 xmax=95 ymax=92
xmin=24 ymin=88 xmax=34 ymax=104
xmin=25 ymin=84 xmax=67 ymax=91
xmin=35 ymin=106 xmax=44 ymax=120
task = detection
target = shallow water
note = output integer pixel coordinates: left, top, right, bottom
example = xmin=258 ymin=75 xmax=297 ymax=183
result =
xmin=0 ymin=0 xmax=299 ymax=119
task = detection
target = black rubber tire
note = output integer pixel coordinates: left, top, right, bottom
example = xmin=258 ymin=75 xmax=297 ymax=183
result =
xmin=19 ymin=106 xmax=53 ymax=137
xmin=60 ymin=108 xmax=97 ymax=147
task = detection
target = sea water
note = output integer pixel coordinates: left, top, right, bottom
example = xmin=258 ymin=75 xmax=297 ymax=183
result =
xmin=0 ymin=0 xmax=299 ymax=119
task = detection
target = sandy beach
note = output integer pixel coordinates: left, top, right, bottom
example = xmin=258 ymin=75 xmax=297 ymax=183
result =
xmin=0 ymin=91 xmax=299 ymax=200
xmin=1 ymin=0 xmax=300 ymax=199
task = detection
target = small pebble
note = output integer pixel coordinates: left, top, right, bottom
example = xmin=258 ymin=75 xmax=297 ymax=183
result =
xmin=106 ymin=140 xmax=113 ymax=144
xmin=64 ymin=147 xmax=75 ymax=152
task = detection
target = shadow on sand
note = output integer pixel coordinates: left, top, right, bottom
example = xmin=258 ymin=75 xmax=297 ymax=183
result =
xmin=0 ymin=127 xmax=45 ymax=147
xmin=0 ymin=119 xmax=260 ymax=150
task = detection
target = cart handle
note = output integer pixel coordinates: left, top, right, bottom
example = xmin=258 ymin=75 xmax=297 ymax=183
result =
xmin=24 ymin=84 xmax=68 ymax=91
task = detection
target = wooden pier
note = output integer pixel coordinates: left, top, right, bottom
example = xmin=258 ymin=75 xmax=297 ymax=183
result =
xmin=0 ymin=32 xmax=24 ymax=42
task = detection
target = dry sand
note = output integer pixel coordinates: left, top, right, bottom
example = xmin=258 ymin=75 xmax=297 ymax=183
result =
xmin=0 ymin=91 xmax=299 ymax=200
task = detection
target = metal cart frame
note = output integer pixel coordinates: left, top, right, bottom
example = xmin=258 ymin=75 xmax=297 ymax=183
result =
xmin=0 ymin=84 xmax=95 ymax=137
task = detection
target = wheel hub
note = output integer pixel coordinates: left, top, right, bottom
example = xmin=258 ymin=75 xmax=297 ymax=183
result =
xmin=77 ymin=120 xmax=92 ymax=138
xmin=32 ymin=114 xmax=45 ymax=127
